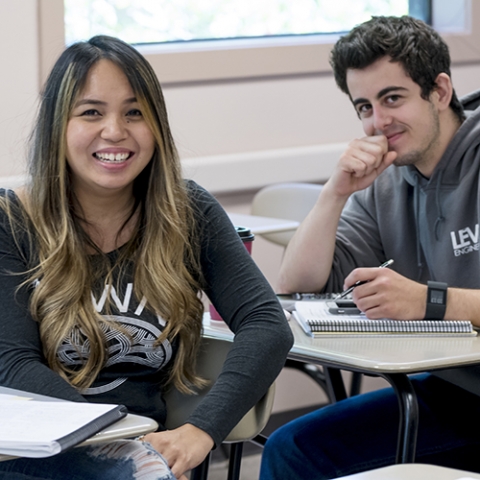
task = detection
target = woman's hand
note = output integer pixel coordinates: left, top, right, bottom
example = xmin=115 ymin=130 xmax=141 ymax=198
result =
xmin=142 ymin=423 xmax=214 ymax=479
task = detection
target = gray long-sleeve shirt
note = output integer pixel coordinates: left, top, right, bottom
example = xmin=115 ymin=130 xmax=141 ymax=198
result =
xmin=0 ymin=181 xmax=293 ymax=446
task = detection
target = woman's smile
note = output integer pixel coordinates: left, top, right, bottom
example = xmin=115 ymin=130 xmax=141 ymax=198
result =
xmin=66 ymin=59 xmax=155 ymax=199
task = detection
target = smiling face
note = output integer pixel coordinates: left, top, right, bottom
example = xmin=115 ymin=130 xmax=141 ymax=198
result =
xmin=66 ymin=59 xmax=156 ymax=201
xmin=346 ymin=57 xmax=445 ymax=175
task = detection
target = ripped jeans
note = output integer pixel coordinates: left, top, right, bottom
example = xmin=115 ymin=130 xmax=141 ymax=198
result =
xmin=0 ymin=439 xmax=176 ymax=480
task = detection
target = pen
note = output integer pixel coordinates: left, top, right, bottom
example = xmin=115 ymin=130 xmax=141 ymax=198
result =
xmin=338 ymin=259 xmax=395 ymax=298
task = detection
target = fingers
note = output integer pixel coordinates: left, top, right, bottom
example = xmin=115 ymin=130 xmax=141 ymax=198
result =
xmin=343 ymin=266 xmax=380 ymax=291
xmin=144 ymin=425 xmax=214 ymax=480
xmin=137 ymin=433 xmax=191 ymax=479
xmin=148 ymin=436 xmax=191 ymax=479
xmin=330 ymin=135 xmax=394 ymax=198
xmin=376 ymin=150 xmax=397 ymax=175
xmin=342 ymin=136 xmax=388 ymax=176
xmin=345 ymin=267 xmax=393 ymax=317
xmin=345 ymin=268 xmax=427 ymax=320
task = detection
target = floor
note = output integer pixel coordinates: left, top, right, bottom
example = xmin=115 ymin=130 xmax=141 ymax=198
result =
xmin=188 ymin=372 xmax=388 ymax=479
xmin=187 ymin=403 xmax=322 ymax=480
xmin=207 ymin=453 xmax=262 ymax=480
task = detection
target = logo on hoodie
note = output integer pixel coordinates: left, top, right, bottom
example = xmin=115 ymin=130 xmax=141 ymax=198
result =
xmin=450 ymin=224 xmax=479 ymax=256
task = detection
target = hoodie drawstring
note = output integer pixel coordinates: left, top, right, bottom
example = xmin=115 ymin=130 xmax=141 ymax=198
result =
xmin=434 ymin=170 xmax=445 ymax=241
xmin=412 ymin=169 xmax=446 ymax=281
xmin=412 ymin=174 xmax=424 ymax=280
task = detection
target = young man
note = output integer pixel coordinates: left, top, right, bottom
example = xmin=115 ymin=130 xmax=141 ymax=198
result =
xmin=260 ymin=16 xmax=480 ymax=479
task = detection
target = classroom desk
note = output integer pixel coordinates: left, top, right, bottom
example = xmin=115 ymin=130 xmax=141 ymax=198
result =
xmin=202 ymin=315 xmax=480 ymax=464
xmin=333 ymin=463 xmax=480 ymax=480
xmin=0 ymin=386 xmax=158 ymax=462
xmin=227 ymin=212 xmax=299 ymax=235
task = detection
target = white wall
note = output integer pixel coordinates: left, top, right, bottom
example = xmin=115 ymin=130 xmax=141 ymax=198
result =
xmin=165 ymin=75 xmax=362 ymax=159
xmin=0 ymin=2 xmax=39 ymax=177
xmin=166 ymin=64 xmax=480 ymax=161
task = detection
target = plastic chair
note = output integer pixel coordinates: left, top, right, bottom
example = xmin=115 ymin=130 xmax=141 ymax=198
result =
xmin=251 ymin=182 xmax=362 ymax=398
xmin=251 ymin=182 xmax=324 ymax=247
xmin=164 ymin=336 xmax=275 ymax=480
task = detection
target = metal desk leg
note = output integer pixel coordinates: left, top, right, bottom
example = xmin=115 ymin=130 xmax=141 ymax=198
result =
xmin=227 ymin=443 xmax=244 ymax=480
xmin=349 ymin=372 xmax=363 ymax=397
xmin=324 ymin=367 xmax=348 ymax=403
xmin=383 ymin=373 xmax=419 ymax=464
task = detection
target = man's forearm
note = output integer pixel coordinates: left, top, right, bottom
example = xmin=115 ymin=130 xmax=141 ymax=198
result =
xmin=278 ymin=135 xmax=396 ymax=294
xmin=445 ymin=288 xmax=480 ymax=327
xmin=343 ymin=266 xmax=480 ymax=324
xmin=277 ymin=184 xmax=347 ymax=293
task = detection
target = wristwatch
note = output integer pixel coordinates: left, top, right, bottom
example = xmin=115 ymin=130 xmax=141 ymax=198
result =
xmin=425 ymin=281 xmax=448 ymax=320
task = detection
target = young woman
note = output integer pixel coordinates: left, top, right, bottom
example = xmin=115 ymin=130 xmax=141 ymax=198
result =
xmin=0 ymin=36 xmax=293 ymax=480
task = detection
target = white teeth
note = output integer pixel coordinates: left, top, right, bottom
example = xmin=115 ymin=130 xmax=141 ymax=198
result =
xmin=95 ymin=152 xmax=130 ymax=163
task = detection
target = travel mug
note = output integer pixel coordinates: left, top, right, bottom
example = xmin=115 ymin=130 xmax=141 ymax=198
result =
xmin=209 ymin=226 xmax=255 ymax=321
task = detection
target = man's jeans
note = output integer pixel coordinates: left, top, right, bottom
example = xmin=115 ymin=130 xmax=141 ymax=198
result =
xmin=260 ymin=374 xmax=480 ymax=480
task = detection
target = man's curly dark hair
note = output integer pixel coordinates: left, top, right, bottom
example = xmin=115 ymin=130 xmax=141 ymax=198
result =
xmin=330 ymin=16 xmax=465 ymax=122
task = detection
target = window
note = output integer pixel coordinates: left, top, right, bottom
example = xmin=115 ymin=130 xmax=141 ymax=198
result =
xmin=65 ymin=0 xmax=411 ymax=46
xmin=41 ymin=1 xmax=478 ymax=86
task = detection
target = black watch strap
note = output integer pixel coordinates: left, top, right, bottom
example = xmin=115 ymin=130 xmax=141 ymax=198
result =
xmin=425 ymin=281 xmax=448 ymax=320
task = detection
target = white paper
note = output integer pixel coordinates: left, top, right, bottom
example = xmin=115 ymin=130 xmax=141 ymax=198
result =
xmin=0 ymin=395 xmax=118 ymax=456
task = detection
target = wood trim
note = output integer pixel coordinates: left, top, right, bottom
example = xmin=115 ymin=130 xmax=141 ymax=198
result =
xmin=38 ymin=1 xmax=480 ymax=86
xmin=38 ymin=0 xmax=65 ymax=88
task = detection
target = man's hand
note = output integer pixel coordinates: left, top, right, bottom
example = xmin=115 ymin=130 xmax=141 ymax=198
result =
xmin=328 ymin=135 xmax=397 ymax=199
xmin=344 ymin=267 xmax=427 ymax=320
xmin=278 ymin=135 xmax=396 ymax=295
xmin=143 ymin=423 xmax=214 ymax=479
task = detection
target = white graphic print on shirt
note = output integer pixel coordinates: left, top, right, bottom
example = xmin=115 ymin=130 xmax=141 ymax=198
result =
xmin=57 ymin=284 xmax=172 ymax=394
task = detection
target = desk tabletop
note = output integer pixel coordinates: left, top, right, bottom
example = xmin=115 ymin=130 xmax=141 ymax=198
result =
xmin=288 ymin=319 xmax=480 ymax=373
xmin=334 ymin=464 xmax=480 ymax=479
xmin=203 ymin=315 xmax=480 ymax=374
xmin=227 ymin=212 xmax=299 ymax=235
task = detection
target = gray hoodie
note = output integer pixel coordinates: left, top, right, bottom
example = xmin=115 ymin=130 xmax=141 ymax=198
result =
xmin=325 ymin=89 xmax=480 ymax=290
xmin=323 ymin=89 xmax=480 ymax=394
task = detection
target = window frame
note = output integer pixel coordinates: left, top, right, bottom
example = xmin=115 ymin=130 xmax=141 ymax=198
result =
xmin=39 ymin=0 xmax=479 ymax=87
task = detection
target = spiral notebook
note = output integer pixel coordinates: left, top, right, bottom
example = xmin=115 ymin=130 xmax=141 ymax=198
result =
xmin=293 ymin=301 xmax=477 ymax=337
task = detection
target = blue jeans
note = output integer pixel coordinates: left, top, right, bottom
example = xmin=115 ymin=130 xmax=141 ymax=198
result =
xmin=260 ymin=374 xmax=480 ymax=480
xmin=0 ymin=439 xmax=176 ymax=480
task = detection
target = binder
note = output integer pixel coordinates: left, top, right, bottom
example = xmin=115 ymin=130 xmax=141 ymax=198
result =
xmin=0 ymin=393 xmax=127 ymax=458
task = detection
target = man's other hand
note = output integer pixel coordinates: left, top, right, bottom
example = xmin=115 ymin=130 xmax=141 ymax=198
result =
xmin=328 ymin=135 xmax=397 ymax=199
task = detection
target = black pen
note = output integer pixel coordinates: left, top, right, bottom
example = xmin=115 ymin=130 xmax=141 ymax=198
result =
xmin=338 ymin=259 xmax=395 ymax=299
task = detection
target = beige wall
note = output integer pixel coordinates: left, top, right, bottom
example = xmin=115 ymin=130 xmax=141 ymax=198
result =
xmin=0 ymin=2 xmax=38 ymax=176
xmin=4 ymin=1 xmax=480 ymax=180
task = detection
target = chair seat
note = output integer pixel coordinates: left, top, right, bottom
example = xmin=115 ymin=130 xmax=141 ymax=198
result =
xmin=164 ymin=336 xmax=276 ymax=480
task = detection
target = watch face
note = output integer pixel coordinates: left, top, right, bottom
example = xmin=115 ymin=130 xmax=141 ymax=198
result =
xmin=430 ymin=289 xmax=445 ymax=305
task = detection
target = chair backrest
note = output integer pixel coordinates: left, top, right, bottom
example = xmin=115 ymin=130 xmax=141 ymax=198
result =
xmin=164 ymin=336 xmax=275 ymax=443
xmin=251 ymin=182 xmax=323 ymax=246
xmin=0 ymin=175 xmax=27 ymax=190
